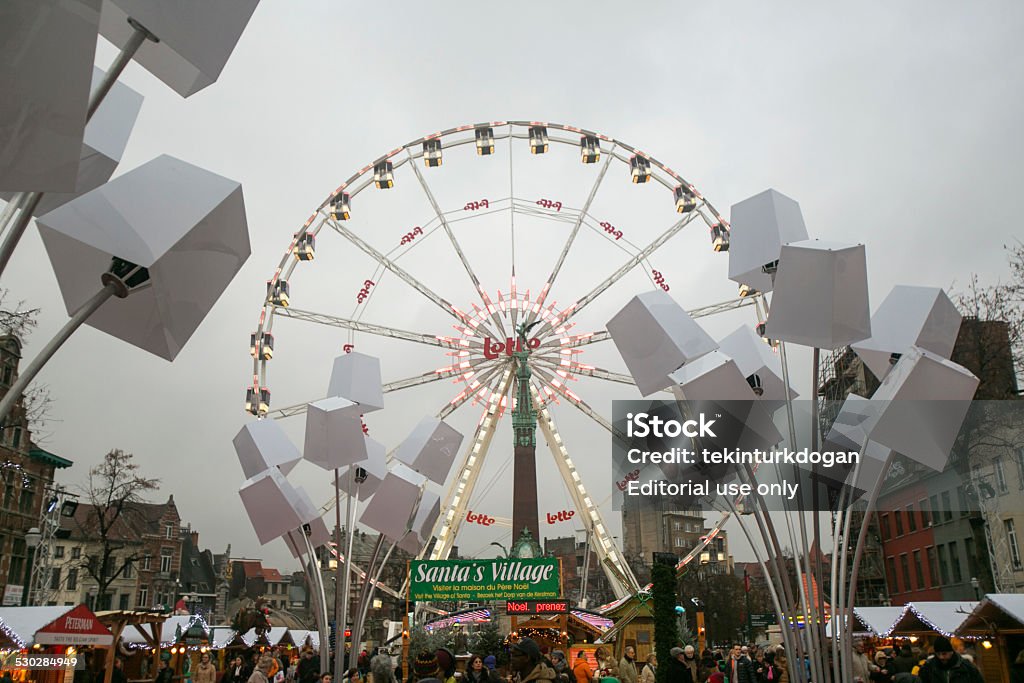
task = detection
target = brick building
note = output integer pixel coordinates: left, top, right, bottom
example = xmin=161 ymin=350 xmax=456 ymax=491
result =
xmin=0 ymin=335 xmax=73 ymax=606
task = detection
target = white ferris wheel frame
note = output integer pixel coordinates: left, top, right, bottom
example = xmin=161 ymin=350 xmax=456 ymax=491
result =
xmin=249 ymin=121 xmax=759 ymax=600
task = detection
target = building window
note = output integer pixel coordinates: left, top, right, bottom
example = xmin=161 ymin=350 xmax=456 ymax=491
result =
xmin=906 ymin=504 xmax=917 ymax=532
xmin=142 ymin=555 xmax=151 ymax=570
xmin=119 ymin=594 xmax=129 ymax=610
xmin=160 ymin=550 xmax=172 ymax=574
xmin=894 ymin=510 xmax=905 ymax=536
xmin=54 ymin=546 xmax=65 ymax=559
xmin=2 ymin=365 xmax=12 ymax=385
xmin=926 ymin=547 xmax=939 ymax=587
xmin=123 ymin=559 xmax=133 ymax=579
xmin=66 ymin=569 xmax=77 ymax=591
xmin=11 ymin=427 xmax=21 ymax=450
xmin=996 ymin=459 xmax=1009 ymax=494
xmin=673 ymin=522 xmax=681 ymax=531
xmin=1005 ymin=519 xmax=1022 ymax=569
xmin=49 ymin=568 xmax=61 ymax=591
xmin=949 ymin=541 xmax=962 ymax=583
xmin=958 ymin=488 xmax=971 ymax=517
xmin=941 ymin=492 xmax=953 ymax=522
xmin=71 ymin=547 xmax=80 ymax=560
xmin=138 ymin=585 xmax=148 ymax=608
xmin=673 ymin=537 xmax=684 ymax=548
xmin=8 ymin=538 xmax=25 ymax=586
xmin=930 ymin=494 xmax=940 ymax=523
xmin=920 ymin=499 xmax=931 ymax=527
xmin=937 ymin=544 xmax=951 ymax=585
xmin=1016 ymin=448 xmax=1024 ymax=490
xmin=900 ymin=554 xmax=913 ymax=591
xmin=18 ymin=482 xmax=34 ymax=514
xmin=965 ymin=537 xmax=978 ymax=579
xmin=879 ymin=514 xmax=890 ymax=540
xmin=165 ymin=525 xmax=174 ymax=540
xmin=913 ymin=550 xmax=925 ymax=589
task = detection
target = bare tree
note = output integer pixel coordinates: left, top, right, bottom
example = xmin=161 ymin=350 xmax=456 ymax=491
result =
xmin=0 ymin=290 xmax=53 ymax=441
xmin=78 ymin=449 xmax=159 ymax=610
xmin=0 ymin=290 xmax=39 ymax=339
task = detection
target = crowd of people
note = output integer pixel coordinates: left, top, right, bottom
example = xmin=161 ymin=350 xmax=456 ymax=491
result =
xmin=106 ymin=632 xmax=989 ymax=683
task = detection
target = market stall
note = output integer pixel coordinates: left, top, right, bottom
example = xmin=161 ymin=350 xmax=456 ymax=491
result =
xmin=958 ymin=594 xmax=1024 ymax=683
xmin=0 ymin=605 xmax=114 ymax=683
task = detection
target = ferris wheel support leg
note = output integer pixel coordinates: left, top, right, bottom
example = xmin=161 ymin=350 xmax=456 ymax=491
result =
xmin=427 ymin=367 xmax=515 ymax=562
xmin=531 ymin=385 xmax=639 ymax=599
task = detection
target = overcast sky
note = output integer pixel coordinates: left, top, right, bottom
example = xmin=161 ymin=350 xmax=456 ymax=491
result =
xmin=5 ymin=1 xmax=1024 ymax=581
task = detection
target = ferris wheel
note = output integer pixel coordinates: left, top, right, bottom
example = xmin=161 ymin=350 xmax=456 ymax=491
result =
xmin=247 ymin=121 xmax=758 ymax=600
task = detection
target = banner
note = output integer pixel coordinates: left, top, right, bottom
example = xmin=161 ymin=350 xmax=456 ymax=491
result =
xmin=410 ymin=558 xmax=560 ymax=601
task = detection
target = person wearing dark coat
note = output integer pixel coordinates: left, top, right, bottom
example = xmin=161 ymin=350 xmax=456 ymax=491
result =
xmin=298 ymin=651 xmax=320 ymax=683
xmin=666 ymin=648 xmax=693 ymax=683
xmin=892 ymin=647 xmax=918 ymax=676
xmin=917 ymin=638 xmax=983 ymax=683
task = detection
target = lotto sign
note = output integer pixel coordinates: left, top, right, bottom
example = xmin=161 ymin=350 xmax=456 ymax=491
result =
xmin=410 ymin=558 xmax=560 ymax=601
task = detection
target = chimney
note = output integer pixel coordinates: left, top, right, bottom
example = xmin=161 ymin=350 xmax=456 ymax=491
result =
xmin=191 ymin=531 xmax=199 ymax=547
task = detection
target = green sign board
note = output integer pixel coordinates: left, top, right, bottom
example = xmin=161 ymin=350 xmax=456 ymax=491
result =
xmin=749 ymin=613 xmax=778 ymax=629
xmin=410 ymin=558 xmax=560 ymax=601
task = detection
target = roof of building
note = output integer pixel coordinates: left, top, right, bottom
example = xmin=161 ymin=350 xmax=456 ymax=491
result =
xmin=28 ymin=446 xmax=72 ymax=469
xmin=61 ymin=497 xmax=179 ymax=543
xmin=262 ymin=568 xmax=285 ymax=582
xmin=239 ymin=560 xmax=263 ymax=579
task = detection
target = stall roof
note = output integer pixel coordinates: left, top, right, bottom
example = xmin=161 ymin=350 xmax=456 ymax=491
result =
xmin=240 ymin=626 xmax=290 ymax=647
xmin=210 ymin=627 xmax=239 ymax=650
xmin=289 ymin=630 xmax=312 ymax=649
xmin=121 ymin=615 xmax=205 ymax=645
xmin=891 ymin=601 xmax=977 ymax=636
xmin=959 ymin=594 xmax=1024 ymax=633
xmin=0 ymin=605 xmax=112 ymax=647
xmin=855 ymin=606 xmax=909 ymax=636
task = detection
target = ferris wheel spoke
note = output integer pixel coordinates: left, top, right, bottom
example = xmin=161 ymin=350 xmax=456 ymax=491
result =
xmin=438 ymin=363 xmax=508 ymax=420
xmin=407 ymin=151 xmax=507 ymax=337
xmin=554 ymin=205 xmax=706 ymax=331
xmin=533 ymin=358 xmax=637 ymax=388
xmin=326 ymin=217 xmax=499 ymax=339
xmin=528 ymin=368 xmax=631 ymax=447
xmin=530 ymin=384 xmax=640 ymax=598
xmin=273 ymin=306 xmax=478 ymax=350
xmin=382 ymin=359 xmax=494 ymax=393
xmin=688 ymin=295 xmax=758 ymax=319
xmin=528 ymin=148 xmax=616 ymax=325
xmin=265 ymin=363 xmax=502 ymax=421
xmin=427 ymin=366 xmax=516 ymax=561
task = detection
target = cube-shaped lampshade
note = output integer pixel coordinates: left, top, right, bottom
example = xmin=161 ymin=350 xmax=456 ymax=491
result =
xmin=0 ymin=0 xmax=101 ymax=192
xmin=239 ymin=468 xmax=304 ymax=545
xmin=668 ymin=351 xmax=757 ymax=401
xmin=36 ymin=154 xmax=250 ymax=361
xmin=303 ymin=396 xmax=367 ymax=470
xmin=852 ymin=286 xmax=961 ymax=381
xmin=1 ymin=67 xmax=143 ymax=214
xmin=607 ymin=290 xmax=718 ymax=396
xmin=728 ymin=189 xmax=809 ymax=293
xmin=99 ymin=0 xmax=260 ymax=98
xmin=816 ymin=402 xmax=892 ymax=502
xmin=283 ymin=516 xmax=330 ymax=559
xmin=763 ymin=240 xmax=871 ymax=349
xmin=359 ymin=465 xmax=426 ymax=543
xmin=717 ymin=325 xmax=797 ymax=404
xmin=346 ymin=437 xmax=388 ymax=502
xmin=397 ymin=490 xmax=441 ymax=555
xmin=327 ymin=352 xmax=384 ymax=412
xmin=233 ymin=419 xmax=301 ymax=479
xmin=394 ymin=417 xmax=463 ymax=486
xmin=864 ymin=347 xmax=979 ymax=471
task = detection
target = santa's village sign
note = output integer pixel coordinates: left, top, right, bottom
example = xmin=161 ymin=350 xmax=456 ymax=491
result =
xmin=409 ymin=558 xmax=560 ymax=601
